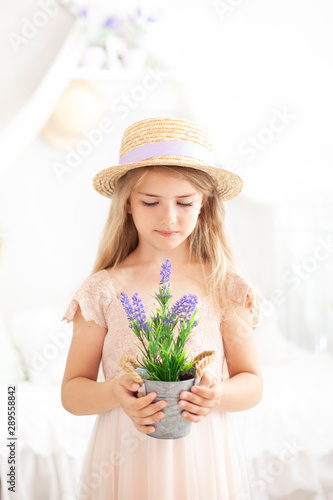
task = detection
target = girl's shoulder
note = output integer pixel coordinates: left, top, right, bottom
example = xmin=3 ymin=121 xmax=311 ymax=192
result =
xmin=226 ymin=269 xmax=253 ymax=300
xmin=77 ymin=269 xmax=114 ymax=295
xmin=61 ymin=269 xmax=117 ymax=327
xmin=104 ymin=260 xmax=135 ymax=291
xmin=224 ymin=269 xmax=260 ymax=321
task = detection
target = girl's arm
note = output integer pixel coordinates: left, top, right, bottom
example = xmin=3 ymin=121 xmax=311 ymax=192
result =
xmin=61 ymin=306 xmax=167 ymax=433
xmin=179 ymin=305 xmax=263 ymax=420
xmin=61 ymin=305 xmax=116 ymax=415
xmin=217 ymin=304 xmax=264 ymax=411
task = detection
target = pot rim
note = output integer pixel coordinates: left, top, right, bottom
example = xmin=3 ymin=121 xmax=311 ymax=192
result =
xmin=143 ymin=377 xmax=196 ymax=383
xmin=134 ymin=367 xmax=196 ymax=383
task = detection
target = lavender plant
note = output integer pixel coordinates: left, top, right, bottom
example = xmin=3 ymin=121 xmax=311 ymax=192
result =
xmin=120 ymin=259 xmax=199 ymax=382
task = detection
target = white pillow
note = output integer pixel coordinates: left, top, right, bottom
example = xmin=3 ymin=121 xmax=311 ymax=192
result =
xmin=9 ymin=305 xmax=72 ymax=385
xmin=0 ymin=312 xmax=26 ymax=381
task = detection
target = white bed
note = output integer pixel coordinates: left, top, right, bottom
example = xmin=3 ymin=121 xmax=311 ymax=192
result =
xmin=0 ymin=306 xmax=332 ymax=500
xmin=234 ymin=323 xmax=333 ymax=499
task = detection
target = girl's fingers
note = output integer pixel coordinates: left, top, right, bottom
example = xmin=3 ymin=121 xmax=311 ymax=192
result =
xmin=181 ymin=410 xmax=205 ymax=423
xmin=131 ymin=399 xmax=167 ymax=419
xmin=134 ymin=423 xmax=156 ymax=434
xmin=134 ymin=391 xmax=158 ymax=409
xmin=178 ymin=381 xmax=221 ymax=421
xmin=180 ymin=390 xmax=217 ymax=408
xmin=135 ymin=391 xmax=166 ymax=409
xmin=190 ymin=384 xmax=220 ymax=399
xmin=132 ymin=409 xmax=165 ymax=426
xmin=125 ymin=391 xmax=168 ymax=425
xmin=179 ymin=400 xmax=210 ymax=416
xmin=123 ymin=391 xmax=156 ymax=412
xmin=118 ymin=376 xmax=141 ymax=395
xmin=198 ymin=372 xmax=214 ymax=388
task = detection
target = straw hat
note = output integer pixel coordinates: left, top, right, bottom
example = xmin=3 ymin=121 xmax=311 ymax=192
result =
xmin=93 ymin=117 xmax=243 ymax=200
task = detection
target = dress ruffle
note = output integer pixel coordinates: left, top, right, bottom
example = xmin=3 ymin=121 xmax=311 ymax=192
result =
xmin=62 ymin=271 xmax=116 ymax=329
xmin=223 ymin=271 xmax=260 ymax=325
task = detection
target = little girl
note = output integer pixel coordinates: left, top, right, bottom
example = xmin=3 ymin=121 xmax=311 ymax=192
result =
xmin=61 ymin=117 xmax=263 ymax=500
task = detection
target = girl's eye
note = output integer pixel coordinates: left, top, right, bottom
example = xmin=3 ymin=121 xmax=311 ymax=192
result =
xmin=142 ymin=201 xmax=158 ymax=206
xmin=142 ymin=202 xmax=193 ymax=207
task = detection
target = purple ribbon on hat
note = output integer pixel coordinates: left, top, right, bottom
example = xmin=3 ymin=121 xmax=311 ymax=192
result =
xmin=119 ymin=140 xmax=215 ymax=165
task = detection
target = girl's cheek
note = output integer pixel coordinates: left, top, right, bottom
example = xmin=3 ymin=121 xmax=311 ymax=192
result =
xmin=191 ymin=208 xmax=201 ymax=220
xmin=187 ymin=206 xmax=199 ymax=216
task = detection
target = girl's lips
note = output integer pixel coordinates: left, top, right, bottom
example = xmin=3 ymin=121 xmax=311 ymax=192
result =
xmin=155 ymin=230 xmax=178 ymax=237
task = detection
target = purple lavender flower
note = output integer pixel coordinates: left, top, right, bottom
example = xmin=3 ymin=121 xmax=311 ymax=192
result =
xmin=129 ymin=6 xmax=157 ymax=24
xmin=159 ymin=259 xmax=171 ymax=286
xmin=132 ymin=292 xmax=147 ymax=330
xmin=119 ymin=259 xmax=199 ymax=382
xmin=121 ymin=291 xmax=148 ymax=332
xmin=156 ymin=259 xmax=172 ymax=303
xmin=120 ymin=292 xmax=134 ymax=320
xmin=170 ymin=294 xmax=198 ymax=323
xmin=162 ymin=316 xmax=175 ymax=327
xmin=104 ymin=15 xmax=122 ymax=30
xmin=79 ymin=7 xmax=89 ymax=18
xmin=129 ymin=7 xmax=141 ymax=24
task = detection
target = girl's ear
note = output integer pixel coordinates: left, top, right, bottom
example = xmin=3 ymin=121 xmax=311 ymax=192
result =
xmin=198 ymin=195 xmax=208 ymax=215
xmin=201 ymin=195 xmax=208 ymax=208
xmin=126 ymin=199 xmax=132 ymax=214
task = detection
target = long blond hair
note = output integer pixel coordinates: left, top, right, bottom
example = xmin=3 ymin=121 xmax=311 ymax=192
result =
xmin=90 ymin=165 xmax=259 ymax=328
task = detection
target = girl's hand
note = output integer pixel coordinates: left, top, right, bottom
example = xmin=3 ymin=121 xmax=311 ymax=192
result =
xmin=112 ymin=375 xmax=167 ymax=434
xmin=178 ymin=372 xmax=223 ymax=423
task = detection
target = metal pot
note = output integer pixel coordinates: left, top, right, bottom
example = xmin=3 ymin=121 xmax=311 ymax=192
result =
xmin=135 ymin=369 xmax=195 ymax=440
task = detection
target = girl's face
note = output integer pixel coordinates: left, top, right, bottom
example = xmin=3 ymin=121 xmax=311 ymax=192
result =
xmin=128 ymin=169 xmax=207 ymax=254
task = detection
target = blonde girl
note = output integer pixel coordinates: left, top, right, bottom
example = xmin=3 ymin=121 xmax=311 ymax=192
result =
xmin=61 ymin=117 xmax=263 ymax=500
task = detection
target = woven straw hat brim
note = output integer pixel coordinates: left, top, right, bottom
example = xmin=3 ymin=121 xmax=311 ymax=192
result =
xmin=92 ymin=116 xmax=243 ymax=201
xmin=93 ymin=157 xmax=243 ymax=201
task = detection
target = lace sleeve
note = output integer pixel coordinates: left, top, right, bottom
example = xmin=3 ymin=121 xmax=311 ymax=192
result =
xmin=61 ymin=270 xmax=114 ymax=329
xmin=223 ymin=271 xmax=260 ymax=325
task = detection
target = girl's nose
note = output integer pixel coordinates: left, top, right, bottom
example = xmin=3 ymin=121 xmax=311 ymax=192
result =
xmin=160 ymin=203 xmax=177 ymax=225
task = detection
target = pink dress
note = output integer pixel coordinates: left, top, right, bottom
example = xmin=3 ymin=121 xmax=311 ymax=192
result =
xmin=62 ymin=269 xmax=258 ymax=500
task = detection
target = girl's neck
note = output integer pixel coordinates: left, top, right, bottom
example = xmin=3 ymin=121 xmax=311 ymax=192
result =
xmin=127 ymin=242 xmax=192 ymax=268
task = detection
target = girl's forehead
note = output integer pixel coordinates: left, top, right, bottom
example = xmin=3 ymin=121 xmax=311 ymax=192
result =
xmin=137 ymin=169 xmax=199 ymax=192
